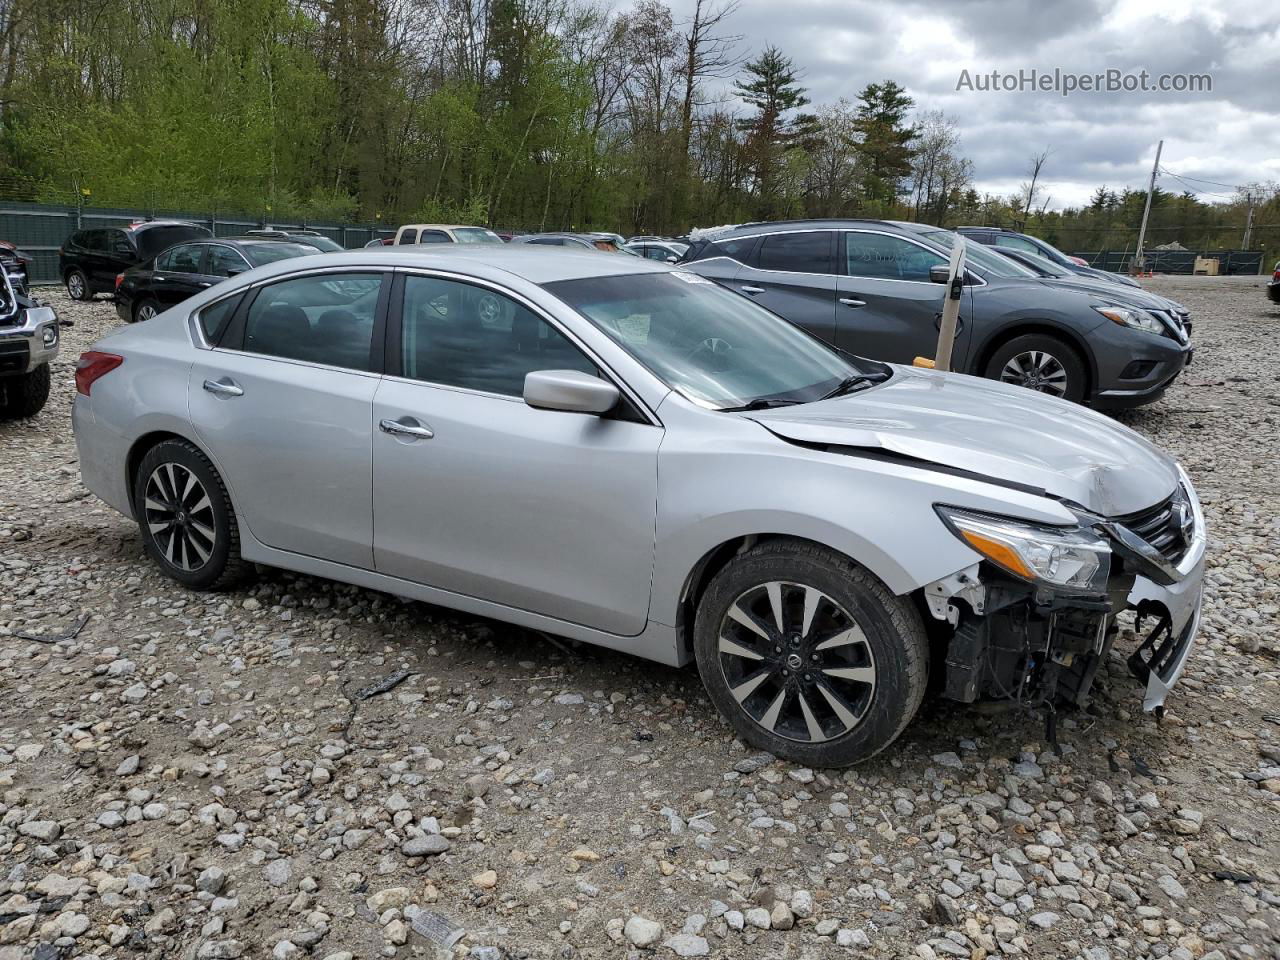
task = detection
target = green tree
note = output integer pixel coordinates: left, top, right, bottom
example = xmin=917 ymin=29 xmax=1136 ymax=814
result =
xmin=733 ymin=44 xmax=814 ymax=218
xmin=852 ymin=79 xmax=915 ymax=209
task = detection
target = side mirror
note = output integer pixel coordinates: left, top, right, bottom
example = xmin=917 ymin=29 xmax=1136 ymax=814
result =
xmin=928 ymin=265 xmax=951 ymax=284
xmin=524 ymin=369 xmax=619 ymax=415
xmin=666 ymin=255 xmax=678 ymax=263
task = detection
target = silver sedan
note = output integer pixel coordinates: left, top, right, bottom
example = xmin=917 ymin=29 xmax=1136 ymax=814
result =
xmin=72 ymin=248 xmax=1205 ymax=766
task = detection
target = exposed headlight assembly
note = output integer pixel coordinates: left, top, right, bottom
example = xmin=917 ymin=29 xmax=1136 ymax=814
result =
xmin=1093 ymin=304 xmax=1166 ymax=336
xmin=937 ymin=507 xmax=1111 ymax=594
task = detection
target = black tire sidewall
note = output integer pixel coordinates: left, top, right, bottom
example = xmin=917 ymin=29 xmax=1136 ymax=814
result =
xmin=0 ymin=364 xmax=51 ymax=419
xmin=984 ymin=333 xmax=1087 ymax=403
xmin=693 ymin=548 xmax=926 ymax=767
xmin=134 ymin=441 xmax=235 ymax=590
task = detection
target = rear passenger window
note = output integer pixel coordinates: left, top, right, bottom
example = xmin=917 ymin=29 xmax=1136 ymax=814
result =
xmin=397 ymin=230 xmax=418 ymax=245
xmin=242 ymin=273 xmax=382 ymax=371
xmin=399 ymin=275 xmax=596 ymax=395
xmin=757 ymin=232 xmax=833 ymax=274
xmin=417 ymin=231 xmax=450 ymax=244
xmin=198 ymin=295 xmax=242 ymax=344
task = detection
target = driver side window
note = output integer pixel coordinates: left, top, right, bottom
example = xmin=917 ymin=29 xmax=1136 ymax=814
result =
xmin=399 ymin=275 xmax=597 ymax=396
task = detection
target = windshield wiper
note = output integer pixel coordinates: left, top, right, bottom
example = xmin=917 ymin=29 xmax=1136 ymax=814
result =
xmin=721 ymin=397 xmax=804 ymax=411
xmin=818 ymin=374 xmax=880 ymax=401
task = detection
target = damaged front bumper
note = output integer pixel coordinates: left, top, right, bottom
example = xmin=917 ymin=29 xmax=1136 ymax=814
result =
xmin=926 ymin=476 xmax=1206 ymax=714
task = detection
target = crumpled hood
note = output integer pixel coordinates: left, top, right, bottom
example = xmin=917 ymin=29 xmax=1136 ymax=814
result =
xmin=749 ymin=367 xmax=1180 ymax=517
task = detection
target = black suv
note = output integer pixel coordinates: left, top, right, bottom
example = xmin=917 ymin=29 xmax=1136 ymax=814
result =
xmin=60 ymin=221 xmax=213 ymax=300
xmin=956 ymin=226 xmax=1140 ymax=289
xmin=682 ymin=219 xmax=1192 ymax=407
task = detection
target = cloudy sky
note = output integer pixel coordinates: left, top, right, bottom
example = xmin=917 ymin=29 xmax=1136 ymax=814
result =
xmin=663 ymin=0 xmax=1280 ymax=209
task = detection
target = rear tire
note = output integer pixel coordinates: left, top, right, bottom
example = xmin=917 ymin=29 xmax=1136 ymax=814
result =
xmin=693 ymin=540 xmax=928 ymax=767
xmin=0 ymin=364 xmax=51 ymax=419
xmin=133 ymin=439 xmax=247 ymax=590
xmin=984 ymin=333 xmax=1087 ymax=403
xmin=66 ymin=269 xmax=92 ymax=301
xmin=134 ymin=299 xmax=160 ymax=323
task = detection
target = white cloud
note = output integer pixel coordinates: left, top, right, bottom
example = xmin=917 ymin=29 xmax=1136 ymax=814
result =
xmin=660 ymin=0 xmax=1280 ymax=209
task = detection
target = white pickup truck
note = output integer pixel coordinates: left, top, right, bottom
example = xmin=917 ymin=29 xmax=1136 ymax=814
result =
xmin=0 ymin=267 xmax=62 ymax=419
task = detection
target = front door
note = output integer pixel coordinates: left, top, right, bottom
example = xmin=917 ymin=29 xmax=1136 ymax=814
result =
xmin=372 ymin=273 xmax=661 ymax=636
xmin=730 ymin=230 xmax=837 ymax=344
xmin=834 ymin=230 xmax=974 ymax=367
xmin=188 ymin=270 xmax=388 ymax=568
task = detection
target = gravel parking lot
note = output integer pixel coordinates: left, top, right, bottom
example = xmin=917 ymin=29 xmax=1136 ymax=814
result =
xmin=1 ymin=276 xmax=1277 ymax=960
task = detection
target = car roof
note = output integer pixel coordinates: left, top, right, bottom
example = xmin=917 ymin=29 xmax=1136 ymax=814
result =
xmin=712 ymin=218 xmax=901 ymax=237
xmin=123 ymin=220 xmax=207 ymax=233
xmin=238 ymin=245 xmax=671 ymax=285
xmin=399 ymin=224 xmax=490 ymax=232
xmin=216 ymin=237 xmax=318 ymax=250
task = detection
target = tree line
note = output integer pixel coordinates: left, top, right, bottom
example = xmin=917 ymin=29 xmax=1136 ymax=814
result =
xmin=0 ymin=0 xmax=1274 ymax=259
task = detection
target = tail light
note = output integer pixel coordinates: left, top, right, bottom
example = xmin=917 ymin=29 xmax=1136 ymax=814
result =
xmin=1273 ymin=262 xmax=1279 ymax=282
xmin=75 ymin=352 xmax=123 ymax=396
xmin=115 ymin=273 xmax=125 ymax=292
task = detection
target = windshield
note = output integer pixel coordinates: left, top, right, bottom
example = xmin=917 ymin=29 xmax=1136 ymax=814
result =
xmin=545 ymin=272 xmax=884 ymax=410
xmin=296 ymin=235 xmax=343 ymax=252
xmin=244 ymin=242 xmax=317 ymax=266
xmin=919 ymin=229 xmax=1040 ymax=279
xmin=1008 ymin=249 xmax=1072 ymax=277
xmin=136 ymin=225 xmax=212 ymax=259
xmin=453 ymin=227 xmax=504 ymax=244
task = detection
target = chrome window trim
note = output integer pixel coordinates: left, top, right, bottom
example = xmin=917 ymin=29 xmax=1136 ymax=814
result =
xmin=190 ymin=291 xmax=245 ymax=350
xmin=391 ymin=265 xmax=663 ymax=427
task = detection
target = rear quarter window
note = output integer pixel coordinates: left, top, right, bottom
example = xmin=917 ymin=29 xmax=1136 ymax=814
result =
xmin=197 ymin=294 xmax=242 ymax=345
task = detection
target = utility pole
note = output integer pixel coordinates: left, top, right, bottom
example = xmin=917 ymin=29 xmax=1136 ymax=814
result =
xmin=1134 ymin=139 xmax=1163 ymax=273
xmin=1242 ymin=190 xmax=1256 ymax=248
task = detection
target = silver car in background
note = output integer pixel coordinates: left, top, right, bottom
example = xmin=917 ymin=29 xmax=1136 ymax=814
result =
xmin=72 ymin=248 xmax=1205 ymax=766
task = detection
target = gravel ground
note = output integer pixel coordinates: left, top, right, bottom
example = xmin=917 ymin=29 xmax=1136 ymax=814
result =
xmin=1 ymin=276 xmax=1278 ymax=960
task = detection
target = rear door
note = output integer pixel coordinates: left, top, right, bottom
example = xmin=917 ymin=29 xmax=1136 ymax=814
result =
xmin=98 ymin=230 xmax=136 ymax=291
xmin=151 ymin=244 xmax=213 ymax=309
xmin=188 ymin=269 xmax=388 ymax=568
xmin=730 ymin=231 xmax=837 ymax=343
xmin=835 ymin=230 xmax=974 ymax=366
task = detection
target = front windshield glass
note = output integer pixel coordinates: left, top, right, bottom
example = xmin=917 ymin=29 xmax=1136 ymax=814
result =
xmin=297 ymin=235 xmax=344 ymax=252
xmin=920 ymin=229 xmax=1039 ymax=279
xmin=1011 ymin=249 xmax=1072 ymax=277
xmin=244 ymin=242 xmax=316 ymax=266
xmin=453 ymin=227 xmax=504 ymax=244
xmin=545 ymin=272 xmax=884 ymax=410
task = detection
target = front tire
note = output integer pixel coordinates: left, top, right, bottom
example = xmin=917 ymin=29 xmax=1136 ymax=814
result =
xmin=984 ymin=333 xmax=1087 ymax=403
xmin=693 ymin=540 xmax=928 ymax=767
xmin=133 ymin=440 xmax=246 ymax=590
xmin=66 ymin=269 xmax=92 ymax=301
xmin=0 ymin=364 xmax=51 ymax=420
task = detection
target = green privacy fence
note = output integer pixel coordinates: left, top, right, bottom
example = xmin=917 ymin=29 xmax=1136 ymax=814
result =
xmin=0 ymin=201 xmax=398 ymax=286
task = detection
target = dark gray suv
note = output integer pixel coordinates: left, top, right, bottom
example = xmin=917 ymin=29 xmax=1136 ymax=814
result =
xmin=682 ymin=220 xmax=1192 ymax=407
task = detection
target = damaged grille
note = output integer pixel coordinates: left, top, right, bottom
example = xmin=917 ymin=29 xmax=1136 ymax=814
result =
xmin=1115 ymin=491 xmax=1191 ymax=565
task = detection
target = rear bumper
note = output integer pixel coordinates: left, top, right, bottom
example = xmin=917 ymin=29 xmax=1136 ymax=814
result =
xmin=72 ymin=396 xmax=135 ymax=518
xmin=1267 ymin=282 xmax=1280 ymax=305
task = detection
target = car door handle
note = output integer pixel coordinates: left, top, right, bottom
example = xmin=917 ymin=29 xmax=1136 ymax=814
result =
xmin=380 ymin=417 xmax=434 ymax=440
xmin=202 ymin=377 xmax=243 ymax=397
xmin=839 ymin=298 xmax=866 ymax=307
xmin=739 ymin=285 xmax=765 ymax=295
xmin=197 ymin=281 xmax=212 ymax=288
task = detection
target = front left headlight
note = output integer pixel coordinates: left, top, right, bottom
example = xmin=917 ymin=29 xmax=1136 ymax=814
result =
xmin=1093 ymin=304 xmax=1165 ymax=336
xmin=937 ymin=507 xmax=1111 ymax=594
